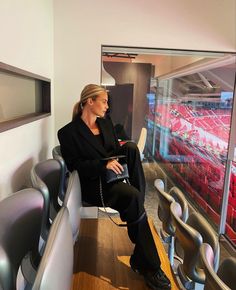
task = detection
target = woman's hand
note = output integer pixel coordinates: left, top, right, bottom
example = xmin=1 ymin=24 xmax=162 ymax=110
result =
xmin=106 ymin=159 xmax=124 ymax=174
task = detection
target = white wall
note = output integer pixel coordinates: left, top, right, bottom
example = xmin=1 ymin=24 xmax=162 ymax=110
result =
xmin=0 ymin=1 xmax=54 ymax=200
xmin=54 ymin=0 xmax=236 ymax=136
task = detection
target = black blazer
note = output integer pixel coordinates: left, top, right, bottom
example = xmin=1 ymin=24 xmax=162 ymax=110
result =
xmin=58 ymin=115 xmax=121 ymax=202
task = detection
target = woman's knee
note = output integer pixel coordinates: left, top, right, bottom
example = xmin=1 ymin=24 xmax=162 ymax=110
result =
xmin=115 ymin=182 xmax=139 ymax=197
xmin=122 ymin=185 xmax=144 ymax=214
xmin=123 ymin=141 xmax=138 ymax=152
xmin=111 ymin=182 xmax=143 ymax=206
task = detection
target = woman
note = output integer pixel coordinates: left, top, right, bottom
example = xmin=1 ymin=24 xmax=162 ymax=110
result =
xmin=58 ymin=84 xmax=171 ymax=290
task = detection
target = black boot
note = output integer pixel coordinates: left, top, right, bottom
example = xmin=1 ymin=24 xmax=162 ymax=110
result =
xmin=130 ymin=255 xmax=171 ymax=290
xmin=144 ymin=268 xmax=171 ymax=290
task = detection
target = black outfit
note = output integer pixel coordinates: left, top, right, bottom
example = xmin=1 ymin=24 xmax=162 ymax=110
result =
xmin=58 ymin=115 xmax=161 ymax=271
xmin=114 ymin=123 xmax=130 ymax=140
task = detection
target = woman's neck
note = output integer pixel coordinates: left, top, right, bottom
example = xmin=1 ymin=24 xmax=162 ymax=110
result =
xmin=81 ymin=111 xmax=99 ymax=134
xmin=81 ymin=110 xmax=95 ymax=125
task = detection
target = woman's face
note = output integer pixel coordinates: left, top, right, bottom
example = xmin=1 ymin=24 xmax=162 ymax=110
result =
xmin=90 ymin=92 xmax=109 ymax=117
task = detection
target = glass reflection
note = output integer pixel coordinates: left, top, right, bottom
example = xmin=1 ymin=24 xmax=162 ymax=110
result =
xmin=147 ymin=63 xmax=236 ymax=244
xmin=102 ymin=46 xmax=236 ymax=246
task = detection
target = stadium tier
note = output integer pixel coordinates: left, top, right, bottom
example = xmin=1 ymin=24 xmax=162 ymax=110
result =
xmin=146 ymin=102 xmax=236 ymax=244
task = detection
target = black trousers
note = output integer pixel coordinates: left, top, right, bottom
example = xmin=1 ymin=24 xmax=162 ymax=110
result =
xmin=100 ymin=142 xmax=160 ymax=271
xmin=102 ymin=181 xmax=161 ymax=271
xmin=118 ymin=141 xmax=146 ymax=197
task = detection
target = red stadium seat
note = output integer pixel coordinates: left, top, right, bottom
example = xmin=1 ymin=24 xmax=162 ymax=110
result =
xmin=233 ymin=210 xmax=236 ymax=232
xmin=228 ymin=195 xmax=236 ymax=207
xmin=225 ymin=223 xmax=236 ymax=243
xmin=226 ymin=204 xmax=234 ymax=225
xmin=207 ymin=204 xmax=221 ymax=225
xmin=208 ymin=192 xmax=221 ymax=212
xmin=195 ymin=193 xmax=208 ymax=211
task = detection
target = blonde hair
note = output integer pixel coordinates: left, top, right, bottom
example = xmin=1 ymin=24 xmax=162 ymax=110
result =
xmin=72 ymin=84 xmax=107 ymax=120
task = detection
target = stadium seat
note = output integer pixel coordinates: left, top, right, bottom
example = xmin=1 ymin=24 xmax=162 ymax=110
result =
xmin=63 ymin=170 xmax=82 ymax=242
xmin=31 ymin=160 xmax=82 ymax=243
xmin=32 ymin=206 xmax=73 ymax=290
xmin=22 ymin=168 xmax=81 ymax=288
xmin=52 ymin=145 xmax=69 ymax=201
xmin=154 ymin=183 xmax=189 ymax=266
xmin=0 ymin=188 xmax=44 ymax=290
xmin=31 ymin=159 xmax=62 ymax=241
xmin=137 ymin=127 xmax=147 ymax=161
xmin=170 ymin=201 xmax=220 ymax=289
xmin=200 ymin=243 xmax=236 ymax=290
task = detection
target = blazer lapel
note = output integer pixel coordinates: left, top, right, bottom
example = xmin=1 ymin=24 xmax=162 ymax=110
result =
xmin=97 ymin=118 xmax=113 ymax=150
xmin=74 ymin=116 xmax=108 ymax=157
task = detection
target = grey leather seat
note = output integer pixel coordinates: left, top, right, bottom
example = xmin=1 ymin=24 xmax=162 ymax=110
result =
xmin=31 ymin=159 xmax=82 ymax=243
xmin=170 ymin=201 xmax=220 ymax=289
xmin=168 ymin=186 xmax=189 ymax=222
xmin=31 ymin=159 xmax=62 ymax=242
xmin=168 ymin=186 xmax=189 ymax=259
xmin=52 ymin=145 xmax=66 ymax=171
xmin=201 ymin=243 xmax=236 ymax=290
xmin=0 ymin=188 xmax=44 ymax=290
xmin=32 ymin=206 xmax=73 ymax=290
xmin=154 ymin=185 xmax=175 ymax=263
xmin=63 ymin=170 xmax=82 ymax=242
xmin=154 ymin=183 xmax=188 ymax=265
xmin=52 ymin=145 xmax=68 ymax=201
xmin=21 ymin=165 xmax=80 ymax=288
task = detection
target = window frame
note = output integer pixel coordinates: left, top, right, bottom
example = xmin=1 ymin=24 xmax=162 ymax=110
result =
xmin=0 ymin=61 xmax=51 ymax=133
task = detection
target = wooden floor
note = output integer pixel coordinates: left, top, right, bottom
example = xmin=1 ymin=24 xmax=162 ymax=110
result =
xmin=71 ymin=218 xmax=180 ymax=290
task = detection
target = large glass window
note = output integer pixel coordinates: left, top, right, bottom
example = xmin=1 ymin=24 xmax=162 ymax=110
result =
xmin=102 ymin=46 xmax=236 ymax=245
